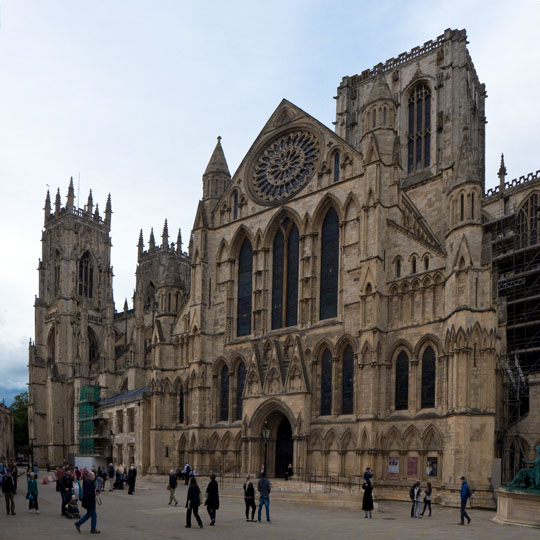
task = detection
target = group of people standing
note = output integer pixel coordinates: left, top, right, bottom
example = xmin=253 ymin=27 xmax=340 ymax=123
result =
xmin=410 ymin=480 xmax=433 ymax=518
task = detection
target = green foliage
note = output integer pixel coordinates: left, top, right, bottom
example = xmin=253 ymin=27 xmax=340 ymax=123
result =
xmin=9 ymin=391 xmax=29 ymax=453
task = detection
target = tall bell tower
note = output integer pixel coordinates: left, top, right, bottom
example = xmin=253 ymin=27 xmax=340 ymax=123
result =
xmin=28 ymin=178 xmax=116 ymax=465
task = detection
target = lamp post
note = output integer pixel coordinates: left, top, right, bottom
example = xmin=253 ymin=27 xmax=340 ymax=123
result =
xmin=261 ymin=421 xmax=270 ymax=476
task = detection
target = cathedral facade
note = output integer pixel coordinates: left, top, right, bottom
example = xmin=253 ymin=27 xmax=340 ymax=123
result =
xmin=28 ymin=28 xmax=540 ymax=507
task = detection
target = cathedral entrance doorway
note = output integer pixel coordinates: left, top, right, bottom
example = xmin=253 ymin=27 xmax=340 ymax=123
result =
xmin=275 ymin=416 xmax=293 ymax=478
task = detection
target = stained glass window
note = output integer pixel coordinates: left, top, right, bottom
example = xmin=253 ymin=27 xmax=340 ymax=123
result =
xmin=220 ymin=365 xmax=229 ymax=421
xmin=233 ymin=192 xmax=238 ymax=220
xmin=334 ymin=153 xmax=340 ymax=183
xmin=407 ymin=84 xmax=431 ymax=174
xmin=272 ymin=219 xmax=299 ymax=329
xmin=236 ymin=363 xmax=246 ymax=421
xmin=396 ymin=259 xmax=401 ymax=278
xmin=321 ymin=348 xmax=332 ymax=416
xmin=179 ymin=386 xmax=184 ymax=424
xmin=237 ymin=238 xmax=252 ymax=336
xmin=395 ymin=351 xmax=409 ymax=410
xmin=342 ymin=345 xmax=354 ymax=414
xmin=421 ymin=346 xmax=436 ymax=408
xmin=320 ymin=208 xmax=339 ymax=320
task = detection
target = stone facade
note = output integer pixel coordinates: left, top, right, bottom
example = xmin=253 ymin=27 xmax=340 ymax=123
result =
xmin=0 ymin=403 xmax=14 ymax=462
xmin=28 ymin=28 xmax=540 ymax=507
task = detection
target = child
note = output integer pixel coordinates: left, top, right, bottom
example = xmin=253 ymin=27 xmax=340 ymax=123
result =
xmin=65 ymin=494 xmax=81 ymax=519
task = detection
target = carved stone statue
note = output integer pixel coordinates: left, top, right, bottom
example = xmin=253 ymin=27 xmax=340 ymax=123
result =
xmin=505 ymin=445 xmax=540 ymax=492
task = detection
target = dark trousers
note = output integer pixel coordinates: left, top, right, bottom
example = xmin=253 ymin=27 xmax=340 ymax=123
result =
xmin=4 ymin=492 xmax=15 ymax=514
xmin=411 ymin=501 xmax=415 ymax=517
xmin=61 ymin=490 xmax=71 ymax=515
xmin=207 ymin=507 xmax=216 ymax=522
xmin=186 ymin=505 xmax=203 ymax=527
xmin=128 ymin=480 xmax=135 ymax=494
xmin=244 ymin=497 xmax=256 ymax=520
xmin=76 ymin=508 xmax=97 ymax=531
xmin=29 ymin=496 xmax=39 ymax=511
xmin=460 ymin=500 xmax=470 ymax=523
xmin=421 ymin=500 xmax=431 ymax=516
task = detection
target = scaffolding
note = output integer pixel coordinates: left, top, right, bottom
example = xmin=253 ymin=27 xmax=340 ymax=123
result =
xmin=78 ymin=385 xmax=100 ymax=455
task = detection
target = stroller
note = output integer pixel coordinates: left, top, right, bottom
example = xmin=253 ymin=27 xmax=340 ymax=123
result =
xmin=65 ymin=495 xmax=80 ymax=519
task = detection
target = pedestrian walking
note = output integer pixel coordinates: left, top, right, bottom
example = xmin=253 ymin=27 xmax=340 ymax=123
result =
xmin=459 ymin=476 xmax=472 ymax=525
xmin=27 ymin=472 xmax=39 ymax=514
xmin=184 ymin=464 xmax=191 ymax=485
xmin=421 ymin=482 xmax=432 ymax=517
xmin=61 ymin=469 xmax=73 ymax=516
xmin=362 ymin=478 xmax=374 ymax=518
xmin=204 ymin=473 xmax=219 ymax=525
xmin=414 ymin=483 xmax=423 ymax=518
xmin=257 ymin=472 xmax=271 ymax=523
xmin=167 ymin=469 xmax=178 ymax=506
xmin=185 ymin=477 xmax=203 ymax=528
xmin=243 ymin=474 xmax=256 ymax=521
xmin=2 ymin=468 xmax=15 ymax=515
xmin=108 ymin=463 xmax=115 ymax=490
xmin=127 ymin=465 xmax=137 ymax=494
xmin=74 ymin=471 xmax=101 ymax=534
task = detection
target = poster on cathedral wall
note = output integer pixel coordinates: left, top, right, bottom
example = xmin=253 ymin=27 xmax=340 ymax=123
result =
xmin=407 ymin=457 xmax=418 ymax=477
xmin=388 ymin=456 xmax=399 ymax=476
xmin=426 ymin=457 xmax=438 ymax=477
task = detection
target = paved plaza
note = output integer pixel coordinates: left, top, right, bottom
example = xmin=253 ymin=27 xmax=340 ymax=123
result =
xmin=2 ymin=475 xmax=538 ymax=540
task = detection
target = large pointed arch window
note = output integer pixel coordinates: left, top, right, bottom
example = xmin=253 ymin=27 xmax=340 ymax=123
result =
xmin=421 ymin=346 xmax=436 ymax=409
xmin=237 ymin=238 xmax=253 ymax=336
xmin=220 ymin=365 xmax=229 ymax=421
xmin=320 ymin=348 xmax=333 ymax=416
xmin=236 ymin=362 xmax=246 ymax=421
xmin=272 ymin=217 xmax=299 ymax=329
xmin=341 ymin=345 xmax=354 ymax=414
xmin=395 ymin=350 xmax=409 ymax=410
xmin=78 ymin=251 xmax=94 ymax=299
xmin=320 ymin=207 xmax=339 ymax=320
xmin=517 ymin=194 xmax=539 ymax=248
xmin=407 ymin=83 xmax=431 ymax=174
xmin=178 ymin=386 xmax=185 ymax=424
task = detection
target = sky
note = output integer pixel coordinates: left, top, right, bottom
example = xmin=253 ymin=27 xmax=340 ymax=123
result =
xmin=1 ymin=0 xmax=539 ymax=404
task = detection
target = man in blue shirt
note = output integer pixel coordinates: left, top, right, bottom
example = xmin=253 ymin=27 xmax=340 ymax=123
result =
xmin=459 ymin=476 xmax=472 ymax=525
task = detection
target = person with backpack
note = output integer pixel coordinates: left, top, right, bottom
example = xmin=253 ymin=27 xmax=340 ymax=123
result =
xmin=185 ymin=477 xmax=203 ymax=528
xmin=243 ymin=474 xmax=256 ymax=521
xmin=459 ymin=476 xmax=472 ymax=525
xmin=257 ymin=472 xmax=271 ymax=522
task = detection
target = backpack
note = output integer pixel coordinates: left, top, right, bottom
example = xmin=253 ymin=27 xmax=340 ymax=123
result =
xmin=466 ymin=486 xmax=472 ymax=498
xmin=409 ymin=486 xmax=415 ymax=500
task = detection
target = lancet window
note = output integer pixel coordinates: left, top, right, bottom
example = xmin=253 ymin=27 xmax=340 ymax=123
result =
xmin=320 ymin=208 xmax=339 ymax=320
xmin=407 ymin=83 xmax=431 ymax=173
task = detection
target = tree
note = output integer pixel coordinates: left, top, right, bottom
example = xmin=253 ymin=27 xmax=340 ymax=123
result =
xmin=10 ymin=391 xmax=29 ymax=454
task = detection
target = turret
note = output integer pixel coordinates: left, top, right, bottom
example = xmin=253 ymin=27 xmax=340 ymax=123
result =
xmin=162 ymin=219 xmax=169 ymax=249
xmin=87 ymin=189 xmax=93 ymax=214
xmin=105 ymin=193 xmax=112 ymax=228
xmin=177 ymin=228 xmax=182 ymax=254
xmin=202 ymin=136 xmax=231 ymax=201
xmin=94 ymin=204 xmax=100 ymax=221
xmin=498 ymin=153 xmax=507 ymax=194
xmin=55 ymin=188 xmax=61 ymax=214
xmin=149 ymin=228 xmax=156 ymax=251
xmin=44 ymin=190 xmax=51 ymax=224
xmin=66 ymin=177 xmax=75 ymax=211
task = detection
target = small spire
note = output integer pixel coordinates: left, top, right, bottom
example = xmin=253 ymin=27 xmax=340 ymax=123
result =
xmin=105 ymin=193 xmax=112 ymax=225
xmin=123 ymin=298 xmax=129 ymax=312
xmin=149 ymin=228 xmax=156 ymax=250
xmin=94 ymin=203 xmax=100 ymax=221
xmin=162 ymin=219 xmax=169 ymax=248
xmin=55 ymin=188 xmax=61 ymax=213
xmin=138 ymin=229 xmax=144 ymax=259
xmin=498 ymin=153 xmax=507 ymax=192
xmin=44 ymin=190 xmax=51 ymax=223
xmin=87 ymin=189 xmax=93 ymax=214
xmin=66 ymin=177 xmax=75 ymax=210
xmin=177 ymin=228 xmax=182 ymax=253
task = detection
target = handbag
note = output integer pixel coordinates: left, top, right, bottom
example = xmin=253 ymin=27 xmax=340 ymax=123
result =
xmin=166 ymin=485 xmax=171 ymax=491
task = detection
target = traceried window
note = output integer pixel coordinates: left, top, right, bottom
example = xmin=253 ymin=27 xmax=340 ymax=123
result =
xmin=460 ymin=193 xmax=465 ymax=221
xmin=78 ymin=251 xmax=94 ymax=298
xmin=178 ymin=386 xmax=185 ymax=424
xmin=320 ymin=348 xmax=333 ymax=416
xmin=220 ymin=365 xmax=229 ymax=421
xmin=341 ymin=345 xmax=354 ymax=414
xmin=424 ymin=256 xmax=429 ymax=271
xmin=395 ymin=350 xmax=409 ymax=410
xmin=407 ymin=83 xmax=431 ymax=173
xmin=237 ymin=238 xmax=253 ymax=336
xmin=421 ymin=346 xmax=436 ymax=409
xmin=412 ymin=257 xmax=417 ymax=274
xmin=333 ymin=153 xmax=340 ymax=183
xmin=517 ymin=194 xmax=539 ymax=248
xmin=236 ymin=362 xmax=246 ymax=421
xmin=320 ymin=207 xmax=339 ymax=320
xmin=272 ymin=217 xmax=299 ymax=329
xmin=233 ymin=192 xmax=239 ymax=220
xmin=396 ymin=258 xmax=401 ymax=278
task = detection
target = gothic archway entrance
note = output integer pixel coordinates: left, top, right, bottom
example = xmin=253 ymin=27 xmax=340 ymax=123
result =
xmin=275 ymin=416 xmax=293 ymax=478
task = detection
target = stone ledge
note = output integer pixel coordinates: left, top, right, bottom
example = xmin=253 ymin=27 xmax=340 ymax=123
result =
xmin=492 ymin=488 xmax=540 ymax=528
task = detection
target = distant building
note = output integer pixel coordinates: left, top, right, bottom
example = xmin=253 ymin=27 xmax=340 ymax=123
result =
xmin=28 ymin=28 xmax=540 ymax=507
xmin=0 ymin=402 xmax=14 ymax=462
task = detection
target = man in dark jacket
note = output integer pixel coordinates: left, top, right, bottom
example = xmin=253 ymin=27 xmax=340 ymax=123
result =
xmin=127 ymin=465 xmax=137 ymax=494
xmin=2 ymin=469 xmax=15 ymax=515
xmin=459 ymin=476 xmax=472 ymax=525
xmin=168 ymin=469 xmax=178 ymax=506
xmin=61 ymin=469 xmax=73 ymax=516
xmin=204 ymin=473 xmax=219 ymax=525
xmin=74 ymin=471 xmax=100 ymax=534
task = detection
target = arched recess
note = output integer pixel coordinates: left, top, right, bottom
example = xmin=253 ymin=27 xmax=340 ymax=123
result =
xmin=341 ymin=429 xmax=356 ymax=475
xmin=423 ymin=424 xmax=443 ymax=480
xmin=88 ymin=327 xmax=100 ymax=375
xmin=47 ymin=326 xmax=56 ymax=362
xmin=307 ymin=430 xmax=324 ymax=474
xmin=390 ymin=343 xmax=412 ymax=411
xmin=324 ymin=429 xmax=340 ymax=474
